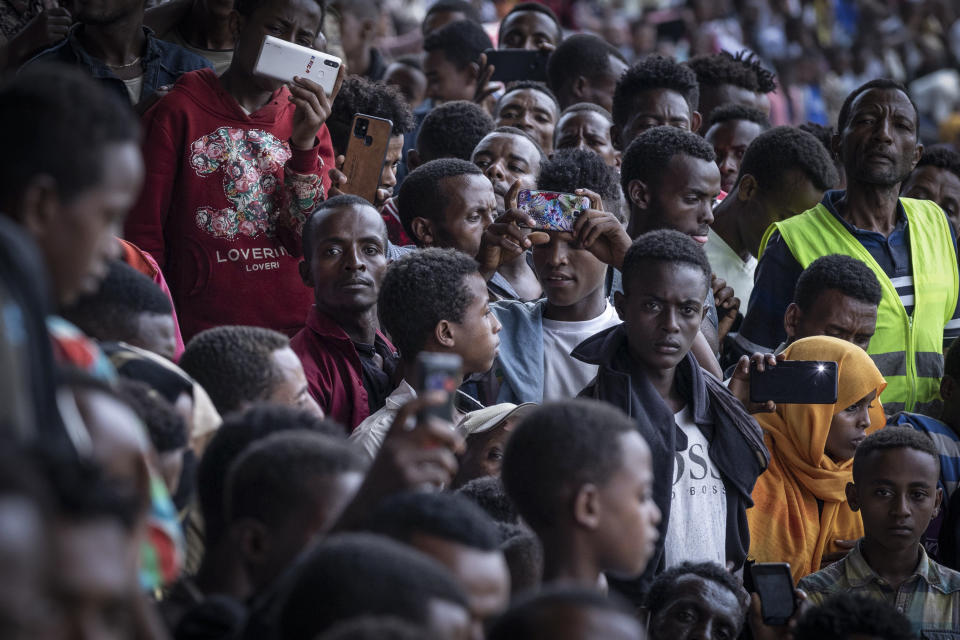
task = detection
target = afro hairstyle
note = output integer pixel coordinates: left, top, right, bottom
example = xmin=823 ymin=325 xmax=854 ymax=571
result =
xmin=537 ymin=147 xmax=622 ymax=218
xmin=620 ymin=125 xmax=715 ymax=197
xmin=416 ymin=100 xmax=495 ymax=162
xmin=794 ymin=592 xmax=913 ymax=640
xmin=396 ymin=158 xmax=483 ymax=244
xmin=546 ymin=34 xmax=626 ymax=100
xmin=914 ymin=144 xmax=960 ymax=179
xmin=738 ymin=125 xmax=839 ymax=193
xmin=621 ymin=229 xmax=712 ymax=294
xmin=500 ymin=398 xmax=638 ymax=531
xmin=365 ymin=490 xmax=502 ymax=551
xmin=612 ymin=54 xmax=700 ymax=132
xmin=852 ymin=426 xmax=941 ymax=482
xmin=377 ymin=248 xmax=481 ymax=358
xmin=423 ymin=19 xmax=492 ymax=70
xmin=116 ymin=378 xmax=187 ymax=453
xmin=793 ymin=254 xmax=882 ymax=311
xmin=685 ymin=50 xmax=777 ymax=93
xmin=706 ymin=103 xmax=771 ymax=130
xmin=326 ymin=76 xmax=416 ymax=155
xmin=456 ymin=476 xmax=520 ymax=524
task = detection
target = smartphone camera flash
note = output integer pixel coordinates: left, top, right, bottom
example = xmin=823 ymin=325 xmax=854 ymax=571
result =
xmin=816 ymin=364 xmax=825 ymax=373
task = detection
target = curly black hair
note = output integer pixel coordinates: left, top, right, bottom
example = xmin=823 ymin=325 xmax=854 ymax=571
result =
xmin=706 ymin=103 xmax=771 ymax=130
xmin=685 ymin=50 xmax=777 ymax=93
xmin=645 ymin=562 xmax=750 ymax=624
xmin=915 ymin=144 xmax=960 ymax=179
xmin=546 ymin=33 xmax=626 ymax=100
xmin=197 ymin=403 xmax=345 ymax=545
xmin=62 ymin=259 xmax=172 ymax=344
xmin=498 ymin=2 xmax=562 ymax=45
xmin=279 ymin=533 xmax=469 ymax=640
xmin=423 ymin=19 xmax=492 ymax=70
xmin=501 ymin=399 xmax=637 ymax=530
xmin=793 ymin=254 xmax=882 ymax=311
xmin=327 ymin=76 xmax=416 ymax=155
xmin=794 ymin=592 xmax=913 ymax=640
xmin=397 ymin=158 xmax=483 ymax=244
xmin=179 ymin=325 xmax=290 ymax=416
xmin=456 ymin=476 xmax=520 ymax=524
xmin=0 ymin=65 xmax=138 ymax=208
xmin=116 ymin=378 xmax=187 ymax=453
xmin=417 ymin=100 xmax=495 ymax=162
xmin=798 ymin=122 xmax=833 ymax=152
xmin=226 ymin=430 xmax=365 ymax=528
xmin=612 ymin=55 xmax=700 ymax=132
xmin=620 ymin=125 xmax=715 ymax=197
xmin=836 ymin=78 xmax=918 ymax=137
xmin=538 ymin=148 xmax=622 ymax=218
xmin=853 ymin=426 xmax=941 ymax=482
xmin=496 ymin=80 xmax=560 ymax=116
xmin=366 ymin=490 xmax=502 ymax=551
xmin=378 ymin=248 xmax=480 ymax=357
xmin=738 ymin=126 xmax=839 ymax=193
xmin=622 ymin=229 xmax=712 ymax=293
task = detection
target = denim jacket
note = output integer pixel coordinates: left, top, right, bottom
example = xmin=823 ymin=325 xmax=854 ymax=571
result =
xmin=22 ymin=25 xmax=212 ymax=105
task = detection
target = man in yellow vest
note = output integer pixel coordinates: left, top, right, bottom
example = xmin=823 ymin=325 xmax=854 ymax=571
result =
xmin=738 ymin=79 xmax=960 ymax=416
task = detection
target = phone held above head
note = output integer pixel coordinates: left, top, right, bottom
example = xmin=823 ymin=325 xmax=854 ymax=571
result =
xmin=517 ymin=189 xmax=590 ymax=233
xmin=254 ymin=35 xmax=342 ymax=95
xmin=750 ymin=360 xmax=839 ymax=405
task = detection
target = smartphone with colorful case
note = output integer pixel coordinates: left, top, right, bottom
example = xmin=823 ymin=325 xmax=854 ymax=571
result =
xmin=517 ymin=189 xmax=590 ymax=232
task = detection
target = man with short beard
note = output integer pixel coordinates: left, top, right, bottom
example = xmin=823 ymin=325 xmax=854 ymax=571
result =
xmin=743 ymin=79 xmax=960 ymax=416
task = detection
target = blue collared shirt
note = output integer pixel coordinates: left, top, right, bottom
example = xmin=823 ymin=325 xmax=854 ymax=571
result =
xmin=22 ymin=24 xmax=212 ymax=106
xmin=736 ymin=190 xmax=960 ymax=355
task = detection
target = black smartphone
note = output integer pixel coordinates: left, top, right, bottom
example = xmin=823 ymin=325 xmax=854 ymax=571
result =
xmin=749 ymin=563 xmax=796 ymax=626
xmin=749 ymin=360 xmax=839 ymax=405
xmin=414 ymin=352 xmax=462 ymax=423
xmin=484 ymin=48 xmax=550 ymax=83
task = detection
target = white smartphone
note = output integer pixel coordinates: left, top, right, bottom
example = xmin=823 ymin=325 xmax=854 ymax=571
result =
xmin=253 ymin=35 xmax=341 ymax=95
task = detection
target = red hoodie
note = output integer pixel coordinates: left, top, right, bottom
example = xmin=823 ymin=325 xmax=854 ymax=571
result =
xmin=125 ymin=68 xmax=335 ymax=341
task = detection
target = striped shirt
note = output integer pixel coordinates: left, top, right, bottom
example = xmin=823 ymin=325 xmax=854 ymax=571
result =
xmin=798 ymin=541 xmax=960 ymax=636
xmin=735 ymin=190 xmax=960 ymax=357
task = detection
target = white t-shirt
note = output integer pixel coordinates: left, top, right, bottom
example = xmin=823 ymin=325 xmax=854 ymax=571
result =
xmin=663 ymin=405 xmax=728 ymax=568
xmin=122 ymin=75 xmax=145 ymax=105
xmin=541 ymin=302 xmax=620 ymax=400
xmin=705 ymin=228 xmax=757 ymax=313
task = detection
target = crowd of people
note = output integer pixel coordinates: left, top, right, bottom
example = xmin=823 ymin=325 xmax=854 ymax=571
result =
xmin=3 ymin=0 xmax=960 ymax=638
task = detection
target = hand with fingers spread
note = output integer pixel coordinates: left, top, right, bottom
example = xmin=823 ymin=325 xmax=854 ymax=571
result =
xmin=712 ymin=274 xmax=740 ymax=344
xmin=571 ymin=188 xmax=632 ymax=268
xmin=6 ymin=0 xmax=71 ymax=68
xmin=476 ymin=180 xmax=548 ymax=279
xmin=289 ymin=65 xmax=344 ymax=150
xmin=473 ymin=52 xmax=504 ymax=115
xmin=729 ymin=352 xmax=783 ymax=413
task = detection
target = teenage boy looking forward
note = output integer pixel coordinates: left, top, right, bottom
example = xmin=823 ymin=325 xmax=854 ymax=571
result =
xmin=291 ymin=195 xmax=397 ymax=431
xmin=574 ymin=230 xmax=768 ymax=601
xmin=350 ymin=249 xmax=500 ymax=459
xmin=501 ymin=399 xmax=662 ymax=589
xmin=125 ymin=0 xmax=341 ymax=341
xmin=798 ymin=427 xmax=960 ymax=636
xmin=497 ymin=2 xmax=562 ymax=51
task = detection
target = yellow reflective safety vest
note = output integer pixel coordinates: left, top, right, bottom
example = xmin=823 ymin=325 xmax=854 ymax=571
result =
xmin=759 ymin=198 xmax=958 ymax=414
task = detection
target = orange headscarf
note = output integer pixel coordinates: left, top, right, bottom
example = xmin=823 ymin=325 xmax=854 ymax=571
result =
xmin=747 ymin=336 xmax=887 ymax=582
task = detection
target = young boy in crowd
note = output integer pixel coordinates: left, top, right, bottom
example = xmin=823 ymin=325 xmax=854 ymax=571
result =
xmin=290 ymin=195 xmax=398 ymax=430
xmin=900 ymin=145 xmax=960 ymax=236
xmin=708 ymin=126 xmax=839 ymax=314
xmin=611 ymin=54 xmax=702 ymax=152
xmin=644 ymin=562 xmax=751 ymax=640
xmin=423 ymin=19 xmax=492 ymax=105
xmin=703 ymin=104 xmax=770 ymax=194
xmin=494 ymin=81 xmax=560 ymax=154
xmin=497 ymin=2 xmax=562 ymax=51
xmin=574 ymin=230 xmax=768 ymax=601
xmin=225 ymin=430 xmax=366 ymax=598
xmin=554 ymin=103 xmax=621 ymax=169
xmin=180 ymin=325 xmax=322 ymax=418
xmin=480 ymin=149 xmax=625 ymax=403
xmin=685 ymin=51 xmax=776 ymax=132
xmin=501 ymin=399 xmax=661 ymax=588
xmin=63 ymin=260 xmax=179 ymax=361
xmin=22 ymin=0 xmax=211 ymax=106
xmin=324 ymin=76 xmax=415 ymax=209
xmin=124 ymin=0 xmax=341 ymax=341
xmin=546 ymin=33 xmax=628 ymax=112
xmin=350 ymin=248 xmax=499 ymax=458
xmin=367 ymin=492 xmax=511 ymax=639
xmin=798 ymin=427 xmax=960 ymax=636
xmin=471 ymin=126 xmax=547 ymax=300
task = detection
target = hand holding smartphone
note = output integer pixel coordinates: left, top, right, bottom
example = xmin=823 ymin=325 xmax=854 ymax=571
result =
xmin=253 ymin=35 xmax=342 ymax=95
xmin=414 ymin=353 xmax=463 ymax=423
xmin=749 ymin=563 xmax=796 ymax=626
xmin=483 ymin=48 xmax=550 ymax=83
xmin=341 ymin=114 xmax=393 ymax=204
xmin=749 ymin=360 xmax=838 ymax=405
xmin=517 ymin=189 xmax=590 ymax=232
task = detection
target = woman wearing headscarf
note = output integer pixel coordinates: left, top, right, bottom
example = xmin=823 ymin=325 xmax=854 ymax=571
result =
xmin=747 ymin=336 xmax=887 ymax=582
